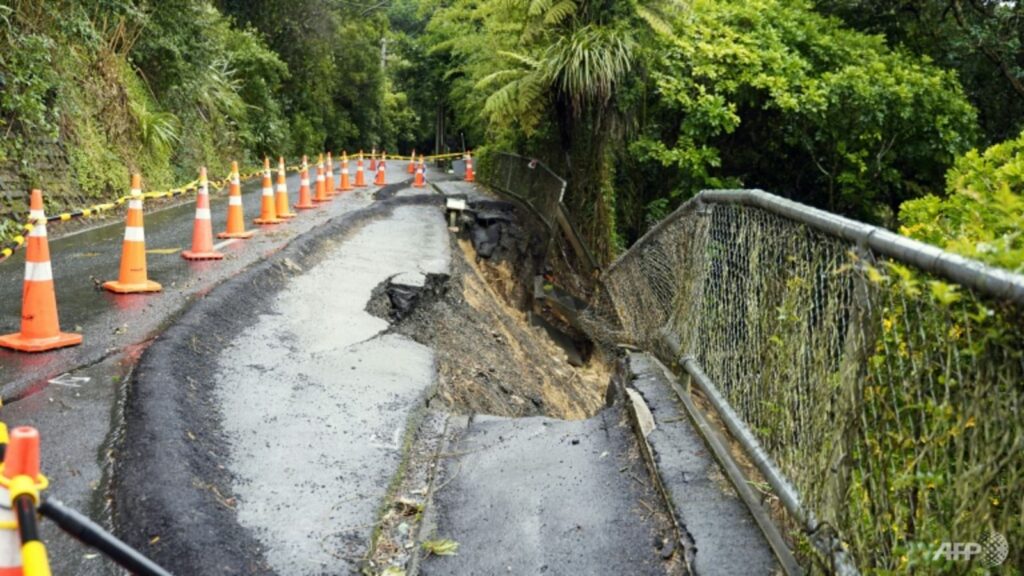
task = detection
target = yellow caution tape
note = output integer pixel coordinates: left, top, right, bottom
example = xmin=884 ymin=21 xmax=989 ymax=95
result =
xmin=0 ymin=167 xmax=262 ymax=263
xmin=0 ymin=148 xmax=464 ymax=262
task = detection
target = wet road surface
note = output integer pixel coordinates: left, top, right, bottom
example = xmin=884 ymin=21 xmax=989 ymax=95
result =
xmin=420 ymin=406 xmax=684 ymax=576
xmin=1 ymin=165 xmax=784 ymax=575
xmin=216 ymin=204 xmax=450 ymax=574
xmin=0 ymin=161 xmax=416 ymax=574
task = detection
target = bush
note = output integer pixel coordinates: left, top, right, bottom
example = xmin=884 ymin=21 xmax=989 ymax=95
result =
xmin=900 ymin=132 xmax=1024 ymax=274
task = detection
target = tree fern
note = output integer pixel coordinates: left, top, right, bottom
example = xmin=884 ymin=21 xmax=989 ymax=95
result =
xmin=543 ymin=0 xmax=577 ymax=26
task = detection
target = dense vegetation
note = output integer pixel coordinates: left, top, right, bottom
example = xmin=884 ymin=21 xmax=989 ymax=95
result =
xmin=0 ymin=0 xmax=1020 ymax=273
xmin=0 ymin=0 xmax=411 ymax=239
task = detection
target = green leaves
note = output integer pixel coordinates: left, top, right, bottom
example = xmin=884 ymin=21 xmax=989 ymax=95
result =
xmin=421 ymin=538 xmax=459 ymax=556
xmin=128 ymin=100 xmax=181 ymax=156
xmin=641 ymin=0 xmax=976 ymax=221
xmin=900 ymin=131 xmax=1024 ymax=274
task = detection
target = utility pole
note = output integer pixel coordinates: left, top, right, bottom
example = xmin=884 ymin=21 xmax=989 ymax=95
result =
xmin=380 ymin=37 xmax=387 ymax=70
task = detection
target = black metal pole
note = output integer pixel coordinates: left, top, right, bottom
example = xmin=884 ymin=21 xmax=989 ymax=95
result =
xmin=37 ymin=497 xmax=173 ymax=576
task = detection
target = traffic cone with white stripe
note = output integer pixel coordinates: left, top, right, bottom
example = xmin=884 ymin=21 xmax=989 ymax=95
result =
xmin=253 ymin=158 xmax=282 ymax=225
xmin=354 ymin=151 xmax=367 ymax=188
xmin=407 ymin=150 xmax=417 ymax=174
xmin=0 ymin=190 xmax=83 ymax=352
xmin=374 ymin=152 xmax=387 ymax=186
xmin=339 ymin=151 xmax=353 ymax=192
xmin=369 ymin=147 xmax=378 ymax=172
xmin=465 ymin=151 xmax=475 ymax=183
xmin=0 ymin=426 xmax=52 ymax=575
xmin=275 ymin=157 xmax=296 ymax=219
xmin=218 ymin=161 xmax=255 ymax=239
xmin=326 ymin=152 xmax=337 ymax=197
xmin=414 ymin=154 xmax=426 ymax=188
xmin=315 ymin=156 xmax=329 ymax=203
xmin=182 ymin=167 xmax=223 ymax=261
xmin=103 ymin=174 xmax=161 ymax=294
xmin=295 ymin=156 xmax=316 ymax=210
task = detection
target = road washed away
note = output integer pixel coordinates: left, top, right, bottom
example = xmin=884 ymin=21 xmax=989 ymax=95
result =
xmin=113 ymin=180 xmax=774 ymax=576
xmin=113 ymin=193 xmax=449 ymax=575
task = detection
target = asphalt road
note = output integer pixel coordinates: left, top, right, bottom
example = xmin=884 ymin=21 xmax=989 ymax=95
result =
xmin=420 ymin=406 xmax=684 ymax=576
xmin=217 ymin=204 xmax=450 ymax=574
xmin=0 ymin=160 xmax=417 ymax=574
xmin=0 ymin=165 xmax=784 ymax=575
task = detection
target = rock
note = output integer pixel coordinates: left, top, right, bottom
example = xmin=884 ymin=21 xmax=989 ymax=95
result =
xmin=660 ymin=539 xmax=675 ymax=560
xmin=626 ymin=388 xmax=656 ymax=438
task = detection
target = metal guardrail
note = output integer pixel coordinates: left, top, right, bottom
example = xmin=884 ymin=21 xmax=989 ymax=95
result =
xmin=609 ymin=189 xmax=1024 ymax=306
xmin=699 ymin=190 xmax=1024 ymax=305
xmin=589 ymin=188 xmax=1024 ymax=573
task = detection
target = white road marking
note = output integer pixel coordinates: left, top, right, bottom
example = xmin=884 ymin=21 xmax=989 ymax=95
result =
xmin=213 ymin=238 xmax=239 ymax=251
xmin=49 ymin=373 xmax=92 ymax=388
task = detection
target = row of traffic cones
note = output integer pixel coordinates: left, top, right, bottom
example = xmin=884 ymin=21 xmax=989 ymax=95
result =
xmin=0 ymin=148 xmax=458 ymax=354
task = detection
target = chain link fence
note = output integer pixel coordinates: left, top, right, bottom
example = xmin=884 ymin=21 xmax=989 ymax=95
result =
xmin=581 ymin=190 xmax=1024 ymax=573
xmin=478 ymin=151 xmax=598 ymax=298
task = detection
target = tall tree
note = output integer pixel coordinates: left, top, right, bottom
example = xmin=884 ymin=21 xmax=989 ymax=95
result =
xmin=431 ymin=0 xmax=676 ymax=262
xmin=818 ymin=0 xmax=1024 ymax=144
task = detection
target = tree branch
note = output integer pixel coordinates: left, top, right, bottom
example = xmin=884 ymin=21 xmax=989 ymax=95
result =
xmin=950 ymin=0 xmax=1024 ymax=100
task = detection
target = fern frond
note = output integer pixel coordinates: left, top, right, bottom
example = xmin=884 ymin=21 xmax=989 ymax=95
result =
xmin=528 ymin=0 xmax=552 ymax=17
xmin=544 ymin=0 xmax=577 ymax=26
xmin=636 ymin=4 xmax=675 ymax=37
xmin=496 ymin=50 xmax=542 ymax=69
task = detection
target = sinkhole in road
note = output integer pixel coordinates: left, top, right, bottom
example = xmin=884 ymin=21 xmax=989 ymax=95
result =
xmin=368 ymin=225 xmax=611 ymax=421
xmin=114 ymin=192 xmax=625 ymax=576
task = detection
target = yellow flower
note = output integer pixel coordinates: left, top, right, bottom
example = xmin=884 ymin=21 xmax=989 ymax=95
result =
xmin=882 ymin=317 xmax=894 ymax=333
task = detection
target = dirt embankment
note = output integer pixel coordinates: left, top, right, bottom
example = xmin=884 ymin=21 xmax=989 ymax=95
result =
xmin=375 ymin=204 xmax=611 ymax=420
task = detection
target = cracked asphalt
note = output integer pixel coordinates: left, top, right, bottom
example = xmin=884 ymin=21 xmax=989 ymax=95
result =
xmin=1 ymin=165 xmax=782 ymax=576
xmin=0 ymin=161 xmax=415 ymax=574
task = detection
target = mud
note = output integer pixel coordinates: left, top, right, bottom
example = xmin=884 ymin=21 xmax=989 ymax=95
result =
xmin=378 ymin=235 xmax=610 ymax=421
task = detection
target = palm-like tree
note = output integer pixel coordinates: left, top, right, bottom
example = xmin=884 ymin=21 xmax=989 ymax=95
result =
xmin=476 ymin=0 xmax=675 ymax=262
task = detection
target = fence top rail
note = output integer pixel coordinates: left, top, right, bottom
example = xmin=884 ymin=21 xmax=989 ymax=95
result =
xmin=605 ymin=188 xmax=1024 ymax=306
xmin=489 ymin=152 xmax=568 ymax=203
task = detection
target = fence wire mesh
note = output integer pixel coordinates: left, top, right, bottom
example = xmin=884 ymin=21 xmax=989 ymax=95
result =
xmin=479 ymin=151 xmax=597 ymax=297
xmin=582 ymin=196 xmax=1024 ymax=573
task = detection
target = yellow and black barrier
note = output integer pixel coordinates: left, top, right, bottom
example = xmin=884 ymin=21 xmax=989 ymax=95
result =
xmin=0 ymin=167 xmax=265 ymax=262
xmin=0 ymin=422 xmax=172 ymax=576
xmin=0 ymin=149 xmax=467 ymax=262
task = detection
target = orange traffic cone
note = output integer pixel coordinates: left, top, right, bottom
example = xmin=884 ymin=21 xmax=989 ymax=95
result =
xmin=465 ymin=151 xmax=476 ymax=183
xmin=0 ymin=190 xmax=83 ymax=352
xmin=182 ymin=167 xmax=224 ymax=261
xmin=414 ymin=155 xmax=426 ymax=188
xmin=339 ymin=151 xmax=353 ymax=192
xmin=253 ymin=158 xmax=281 ymax=225
xmin=103 ymin=174 xmax=161 ymax=294
xmin=369 ymin=147 xmax=378 ymax=172
xmin=326 ymin=152 xmax=338 ymax=197
xmin=295 ymin=156 xmax=316 ymax=210
xmin=311 ymin=165 xmax=323 ymax=202
xmin=276 ymin=157 xmax=296 ymax=219
xmin=0 ymin=426 xmax=51 ymax=575
xmin=354 ymin=151 xmax=368 ymax=188
xmin=314 ymin=159 xmax=329 ymax=203
xmin=218 ymin=161 xmax=255 ymax=239
xmin=407 ymin=150 xmax=417 ymax=174
xmin=375 ymin=153 xmax=387 ymax=186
